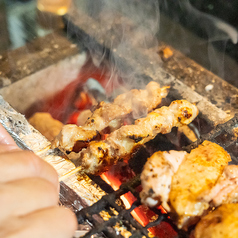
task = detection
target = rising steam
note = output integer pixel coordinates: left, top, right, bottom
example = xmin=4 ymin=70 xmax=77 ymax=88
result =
xmin=72 ymin=0 xmax=237 ymax=94
xmin=72 ymin=0 xmax=161 ymax=97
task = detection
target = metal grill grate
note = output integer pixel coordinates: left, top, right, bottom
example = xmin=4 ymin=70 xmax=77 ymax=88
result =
xmin=76 ymin=174 xmax=188 ymax=238
xmin=185 ymin=113 xmax=238 ymax=163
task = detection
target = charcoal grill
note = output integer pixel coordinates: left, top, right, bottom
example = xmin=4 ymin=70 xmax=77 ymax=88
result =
xmin=0 ymin=2 xmax=238 ymax=238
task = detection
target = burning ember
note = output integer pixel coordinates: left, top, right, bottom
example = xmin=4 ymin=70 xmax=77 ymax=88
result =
xmin=26 ymin=57 xmax=122 ymax=124
xmin=100 ymin=162 xmax=177 ymax=238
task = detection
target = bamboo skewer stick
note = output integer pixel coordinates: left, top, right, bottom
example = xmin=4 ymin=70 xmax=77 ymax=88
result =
xmin=35 ymin=145 xmax=51 ymax=156
xmin=59 ymin=166 xmax=82 ymax=182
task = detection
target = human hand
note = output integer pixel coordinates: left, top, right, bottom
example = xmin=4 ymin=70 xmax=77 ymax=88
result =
xmin=0 ymin=124 xmax=77 ymax=238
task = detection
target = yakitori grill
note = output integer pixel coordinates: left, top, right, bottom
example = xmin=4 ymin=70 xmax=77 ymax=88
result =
xmin=0 ymin=1 xmax=238 ymax=237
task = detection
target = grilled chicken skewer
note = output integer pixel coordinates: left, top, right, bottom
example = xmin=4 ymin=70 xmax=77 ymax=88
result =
xmin=194 ymin=203 xmax=238 ymax=238
xmin=68 ymin=100 xmax=198 ymax=175
xmin=140 ymin=140 xmax=231 ymax=229
xmin=52 ymin=81 xmax=169 ymax=153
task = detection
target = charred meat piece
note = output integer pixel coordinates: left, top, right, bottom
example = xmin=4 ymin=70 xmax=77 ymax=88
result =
xmin=69 ymin=100 xmax=198 ymax=175
xmin=194 ymin=203 xmax=238 ymax=238
xmin=52 ymin=81 xmax=169 ymax=152
xmin=170 ymin=141 xmax=231 ymax=229
xmin=140 ymin=150 xmax=187 ymax=211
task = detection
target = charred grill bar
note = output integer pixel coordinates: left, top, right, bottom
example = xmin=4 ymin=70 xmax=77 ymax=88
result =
xmin=76 ymin=174 xmax=148 ymax=238
xmin=0 ymin=5 xmax=238 ymax=238
xmin=0 ymin=95 xmax=106 ymax=211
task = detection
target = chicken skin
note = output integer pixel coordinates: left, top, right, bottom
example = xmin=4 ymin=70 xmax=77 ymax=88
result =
xmin=194 ymin=203 xmax=238 ymax=238
xmin=200 ymin=165 xmax=238 ymax=207
xmin=170 ymin=141 xmax=231 ymax=228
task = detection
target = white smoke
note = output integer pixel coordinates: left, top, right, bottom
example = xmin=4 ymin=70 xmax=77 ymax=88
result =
xmin=73 ymin=0 xmax=161 ymax=97
xmin=159 ymin=0 xmax=237 ymax=80
xmin=73 ymin=0 xmax=237 ymax=88
xmin=183 ymin=1 xmax=237 ymax=44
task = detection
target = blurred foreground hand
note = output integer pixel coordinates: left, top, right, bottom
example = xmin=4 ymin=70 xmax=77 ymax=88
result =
xmin=0 ymin=124 xmax=77 ymax=238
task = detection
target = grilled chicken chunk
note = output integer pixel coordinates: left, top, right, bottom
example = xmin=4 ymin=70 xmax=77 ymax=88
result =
xmin=140 ymin=141 xmax=238 ymax=231
xmin=140 ymin=150 xmax=187 ymax=211
xmin=194 ymin=203 xmax=238 ymax=238
xmin=170 ymin=141 xmax=231 ymax=229
xmin=69 ymin=100 xmax=198 ymax=175
xmin=52 ymin=81 xmax=169 ymax=152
